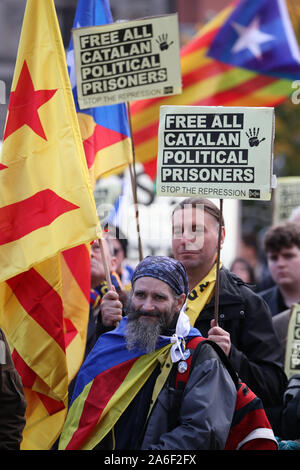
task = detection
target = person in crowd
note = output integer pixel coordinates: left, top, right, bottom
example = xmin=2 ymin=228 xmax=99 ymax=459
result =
xmin=104 ymin=224 xmax=134 ymax=289
xmin=59 ymin=256 xmax=237 ymax=450
xmin=259 ymin=222 xmax=300 ymax=317
xmin=0 ymin=328 xmax=26 ymax=450
xmin=87 ymin=237 xmax=127 ymax=355
xmin=230 ymin=257 xmax=256 ymax=285
xmin=170 ymin=197 xmax=287 ymax=432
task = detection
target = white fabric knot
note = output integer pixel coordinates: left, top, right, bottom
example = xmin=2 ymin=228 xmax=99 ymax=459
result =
xmin=170 ymin=304 xmax=191 ymax=362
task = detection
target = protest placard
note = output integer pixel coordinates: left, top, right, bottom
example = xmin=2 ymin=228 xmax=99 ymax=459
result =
xmin=72 ymin=14 xmax=181 ymax=109
xmin=273 ymin=176 xmax=300 ymax=224
xmin=156 ymin=105 xmax=275 ymax=201
xmin=285 ymin=303 xmax=300 ymax=379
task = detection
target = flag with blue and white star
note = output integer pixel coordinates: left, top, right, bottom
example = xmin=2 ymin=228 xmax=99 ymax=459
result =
xmin=207 ymin=0 xmax=300 ymax=80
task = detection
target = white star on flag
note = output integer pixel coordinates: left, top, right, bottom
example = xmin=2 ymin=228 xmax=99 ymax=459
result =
xmin=231 ymin=16 xmax=274 ymax=59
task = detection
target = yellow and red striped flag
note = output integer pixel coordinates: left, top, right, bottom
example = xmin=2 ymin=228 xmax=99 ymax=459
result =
xmin=0 ymin=0 xmax=101 ymax=449
xmin=130 ymin=0 xmax=298 ymax=180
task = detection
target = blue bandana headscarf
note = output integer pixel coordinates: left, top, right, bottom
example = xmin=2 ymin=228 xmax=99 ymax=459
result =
xmin=131 ymin=256 xmax=189 ymax=297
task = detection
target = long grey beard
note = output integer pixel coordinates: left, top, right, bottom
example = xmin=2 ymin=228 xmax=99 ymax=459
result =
xmin=125 ymin=317 xmax=163 ymax=354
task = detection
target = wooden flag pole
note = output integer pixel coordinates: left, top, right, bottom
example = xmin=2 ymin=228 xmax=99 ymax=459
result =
xmin=214 ymin=198 xmax=223 ymax=327
xmin=98 ymin=237 xmax=112 ymax=291
xmin=127 ymin=102 xmax=143 ymax=261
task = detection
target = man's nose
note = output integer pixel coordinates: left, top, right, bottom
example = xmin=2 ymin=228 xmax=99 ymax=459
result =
xmin=143 ymin=297 xmax=155 ymax=311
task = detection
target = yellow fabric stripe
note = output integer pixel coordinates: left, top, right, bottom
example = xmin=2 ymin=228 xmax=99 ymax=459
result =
xmin=58 ymin=380 xmax=94 ymax=449
xmin=93 ymin=137 xmax=133 ymax=179
xmin=60 ymin=253 xmax=89 ymax=381
xmin=0 ymin=282 xmax=68 ymax=402
xmin=21 ymin=389 xmax=67 ymax=450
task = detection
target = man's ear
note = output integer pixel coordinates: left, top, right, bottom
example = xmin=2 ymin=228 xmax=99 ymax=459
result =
xmin=175 ymin=293 xmax=186 ymax=312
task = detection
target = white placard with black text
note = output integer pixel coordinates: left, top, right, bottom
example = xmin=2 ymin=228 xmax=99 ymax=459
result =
xmin=156 ymin=105 xmax=275 ymax=201
xmin=72 ymin=15 xmax=181 ymax=109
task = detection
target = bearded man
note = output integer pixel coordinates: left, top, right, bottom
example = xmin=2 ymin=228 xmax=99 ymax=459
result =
xmin=59 ymin=256 xmax=237 ymax=451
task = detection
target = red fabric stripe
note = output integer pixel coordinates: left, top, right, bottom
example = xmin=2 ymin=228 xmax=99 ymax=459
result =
xmin=0 ymin=164 xmax=8 ymax=170
xmin=194 ymin=74 xmax=280 ymax=106
xmin=225 ymin=409 xmax=272 ymax=450
xmin=182 ymin=60 xmax=232 ymax=88
xmin=241 ymin=439 xmax=277 ymax=450
xmin=37 ymin=392 xmax=65 ymax=415
xmin=181 ymin=27 xmax=219 ymax=55
xmin=12 ymin=349 xmax=37 ymax=388
xmin=66 ymin=357 xmax=137 ymax=450
xmin=62 ymin=245 xmax=90 ymax=302
xmin=83 ymin=123 xmax=127 ymax=168
xmin=142 ymin=160 xmax=158 ymax=181
xmin=64 ymin=317 xmax=78 ymax=347
xmin=0 ymin=189 xmax=79 ymax=245
xmin=6 ymin=268 xmax=65 ymax=351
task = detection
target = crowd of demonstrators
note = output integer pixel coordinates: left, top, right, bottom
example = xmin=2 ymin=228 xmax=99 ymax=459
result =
xmin=84 ymin=200 xmax=287 ymax=443
xmin=7 ymin=204 xmax=300 ymax=450
xmin=60 ymin=255 xmax=274 ymax=450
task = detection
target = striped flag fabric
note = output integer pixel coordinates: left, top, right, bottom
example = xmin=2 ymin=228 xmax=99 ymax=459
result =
xmin=59 ymin=317 xmax=200 ymax=450
xmin=0 ymin=0 xmax=100 ymax=449
xmin=130 ymin=0 xmax=300 ymax=180
xmin=67 ymin=0 xmax=133 ymax=183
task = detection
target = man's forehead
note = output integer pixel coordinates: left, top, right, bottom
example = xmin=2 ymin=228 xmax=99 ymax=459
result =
xmin=172 ymin=207 xmax=206 ymax=225
xmin=133 ymin=276 xmax=173 ymax=294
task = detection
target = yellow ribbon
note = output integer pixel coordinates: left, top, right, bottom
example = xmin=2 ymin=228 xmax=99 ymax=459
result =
xmin=186 ymin=263 xmax=220 ymax=327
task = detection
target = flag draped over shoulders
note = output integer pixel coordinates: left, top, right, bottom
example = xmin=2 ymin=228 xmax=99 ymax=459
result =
xmin=130 ymin=0 xmax=300 ymax=180
xmin=59 ymin=316 xmax=200 ymax=450
xmin=67 ymin=0 xmax=132 ymax=182
xmin=0 ymin=0 xmax=100 ymax=450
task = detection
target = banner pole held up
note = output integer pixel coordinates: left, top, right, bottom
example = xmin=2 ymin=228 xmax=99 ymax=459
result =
xmin=98 ymin=237 xmax=112 ymax=291
xmin=127 ymin=102 xmax=143 ymax=261
xmin=214 ymin=198 xmax=223 ymax=327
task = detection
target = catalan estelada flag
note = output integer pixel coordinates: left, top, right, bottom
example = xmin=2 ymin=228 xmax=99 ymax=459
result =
xmin=67 ymin=0 xmax=132 ymax=182
xmin=59 ymin=317 xmax=200 ymax=450
xmin=130 ymin=0 xmax=300 ymax=180
xmin=0 ymin=0 xmax=101 ymax=449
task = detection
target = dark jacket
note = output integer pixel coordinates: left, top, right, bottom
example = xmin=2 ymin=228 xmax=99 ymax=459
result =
xmin=141 ymin=341 xmax=236 ymax=450
xmin=259 ymin=285 xmax=289 ymax=317
xmin=96 ymin=340 xmax=237 ymax=450
xmin=190 ymin=267 xmax=287 ymax=408
xmin=0 ymin=328 xmax=26 ymax=450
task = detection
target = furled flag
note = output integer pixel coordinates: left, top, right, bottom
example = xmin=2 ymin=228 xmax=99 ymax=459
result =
xmin=67 ymin=0 xmax=132 ymax=183
xmin=0 ymin=0 xmax=101 ymax=449
xmin=130 ymin=0 xmax=300 ymax=180
xmin=58 ymin=316 xmax=200 ymax=450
